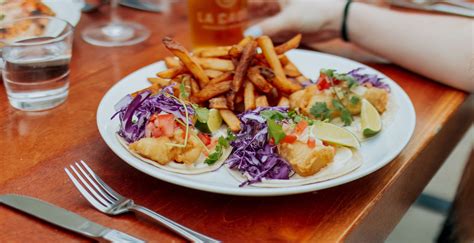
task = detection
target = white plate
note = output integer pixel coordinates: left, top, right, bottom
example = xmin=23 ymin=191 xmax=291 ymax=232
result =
xmin=97 ymin=49 xmax=416 ymax=196
xmin=43 ymin=0 xmax=82 ymax=27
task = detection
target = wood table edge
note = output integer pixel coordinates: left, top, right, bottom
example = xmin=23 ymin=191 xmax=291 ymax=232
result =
xmin=343 ymin=94 xmax=473 ymax=242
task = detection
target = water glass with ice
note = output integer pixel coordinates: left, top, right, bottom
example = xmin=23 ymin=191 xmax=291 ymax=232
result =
xmin=1 ymin=16 xmax=74 ymax=111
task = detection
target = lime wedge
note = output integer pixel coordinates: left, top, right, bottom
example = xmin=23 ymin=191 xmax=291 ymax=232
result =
xmin=361 ymin=99 xmax=382 ymax=137
xmin=207 ymin=108 xmax=223 ymax=132
xmin=311 ymin=121 xmax=360 ymax=149
xmin=195 ymin=108 xmax=223 ymax=133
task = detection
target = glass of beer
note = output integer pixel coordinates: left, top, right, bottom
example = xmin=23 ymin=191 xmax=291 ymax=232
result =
xmin=188 ymin=0 xmax=248 ymax=48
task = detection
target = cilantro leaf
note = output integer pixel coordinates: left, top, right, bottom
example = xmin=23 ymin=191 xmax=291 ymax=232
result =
xmin=267 ymin=119 xmax=286 ymax=144
xmin=332 ymin=99 xmax=353 ymax=126
xmin=310 ymin=102 xmax=332 ymax=121
xmin=340 ymin=109 xmax=353 ymax=126
xmin=350 ymin=96 xmax=360 ymax=105
xmin=226 ymin=129 xmax=236 ymax=142
xmin=320 ymin=69 xmax=335 ymax=78
xmin=260 ymin=110 xmax=287 ymax=121
xmin=204 ymin=134 xmax=235 ymax=165
xmin=179 ymin=82 xmax=189 ymax=99
xmin=204 ymin=145 xmax=222 ymax=165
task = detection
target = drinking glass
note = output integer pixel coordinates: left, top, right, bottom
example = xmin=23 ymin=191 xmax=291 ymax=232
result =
xmin=82 ymin=0 xmax=150 ymax=47
xmin=188 ymin=0 xmax=248 ymax=48
xmin=1 ymin=16 xmax=74 ymax=111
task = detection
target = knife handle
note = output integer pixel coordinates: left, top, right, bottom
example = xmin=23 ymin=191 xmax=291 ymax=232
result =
xmin=130 ymin=205 xmax=220 ymax=243
xmin=101 ymin=229 xmax=145 ymax=243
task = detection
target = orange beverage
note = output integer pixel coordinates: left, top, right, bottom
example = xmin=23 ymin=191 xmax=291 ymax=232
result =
xmin=188 ymin=0 xmax=248 ymax=48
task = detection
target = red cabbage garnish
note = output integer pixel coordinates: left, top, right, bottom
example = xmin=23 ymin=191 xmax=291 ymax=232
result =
xmin=347 ymin=68 xmax=390 ymax=91
xmin=226 ymin=107 xmax=292 ymax=186
xmin=112 ymin=84 xmax=194 ymax=143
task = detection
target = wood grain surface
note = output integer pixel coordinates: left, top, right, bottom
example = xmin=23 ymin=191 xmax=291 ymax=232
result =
xmin=0 ymin=2 xmax=471 ymax=242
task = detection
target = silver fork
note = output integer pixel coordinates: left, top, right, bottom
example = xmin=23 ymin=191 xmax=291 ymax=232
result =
xmin=65 ymin=160 xmax=220 ymax=243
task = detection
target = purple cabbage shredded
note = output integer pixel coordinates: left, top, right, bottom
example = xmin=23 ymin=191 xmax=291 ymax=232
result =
xmin=347 ymin=68 xmax=390 ymax=91
xmin=112 ymin=84 xmax=194 ymax=143
xmin=226 ymin=107 xmax=292 ymax=186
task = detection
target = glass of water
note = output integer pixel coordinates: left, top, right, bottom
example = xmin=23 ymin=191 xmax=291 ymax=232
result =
xmin=1 ymin=16 xmax=74 ymax=111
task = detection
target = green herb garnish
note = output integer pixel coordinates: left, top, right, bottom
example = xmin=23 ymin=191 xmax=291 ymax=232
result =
xmin=350 ymin=96 xmax=360 ymax=105
xmin=260 ymin=110 xmax=287 ymax=121
xmin=179 ymin=82 xmax=189 ymax=99
xmin=267 ymin=119 xmax=286 ymax=144
xmin=310 ymin=102 xmax=332 ymax=121
xmin=204 ymin=132 xmax=235 ymax=165
xmin=320 ymin=68 xmax=336 ymax=78
xmin=332 ymin=99 xmax=353 ymax=126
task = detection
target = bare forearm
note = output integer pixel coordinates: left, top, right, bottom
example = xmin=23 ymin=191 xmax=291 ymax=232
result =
xmin=348 ymin=3 xmax=473 ymax=92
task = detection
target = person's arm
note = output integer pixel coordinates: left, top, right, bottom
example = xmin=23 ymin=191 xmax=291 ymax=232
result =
xmin=347 ymin=3 xmax=473 ymax=92
xmin=246 ymin=1 xmax=474 ymax=92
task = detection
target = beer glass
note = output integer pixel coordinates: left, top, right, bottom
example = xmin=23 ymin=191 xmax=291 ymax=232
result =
xmin=188 ymin=0 xmax=248 ymax=48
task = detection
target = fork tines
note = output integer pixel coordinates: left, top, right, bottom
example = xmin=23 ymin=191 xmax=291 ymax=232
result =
xmin=65 ymin=161 xmax=121 ymax=212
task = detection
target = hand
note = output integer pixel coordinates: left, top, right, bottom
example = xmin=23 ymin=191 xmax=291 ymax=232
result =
xmin=246 ymin=0 xmax=346 ymax=43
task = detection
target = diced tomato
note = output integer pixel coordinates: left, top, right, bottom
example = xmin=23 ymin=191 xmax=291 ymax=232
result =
xmin=333 ymin=79 xmax=341 ymax=85
xmin=198 ymin=133 xmax=211 ymax=145
xmin=322 ymin=141 xmax=328 ymax=146
xmin=269 ymin=138 xmax=275 ymax=145
xmin=282 ymin=134 xmax=297 ymax=144
xmin=294 ymin=120 xmax=308 ymax=135
xmin=207 ymin=138 xmax=218 ymax=149
xmin=307 ymin=138 xmax=316 ymax=148
xmin=317 ymin=74 xmax=331 ymax=90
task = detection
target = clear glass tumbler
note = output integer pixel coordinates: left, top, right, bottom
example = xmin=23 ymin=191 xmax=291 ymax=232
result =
xmin=1 ymin=16 xmax=74 ymax=111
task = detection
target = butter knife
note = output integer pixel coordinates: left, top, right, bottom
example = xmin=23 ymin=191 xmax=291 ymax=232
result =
xmin=0 ymin=194 xmax=145 ymax=243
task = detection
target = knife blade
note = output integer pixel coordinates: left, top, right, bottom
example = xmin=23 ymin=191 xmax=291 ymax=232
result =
xmin=0 ymin=194 xmax=145 ymax=243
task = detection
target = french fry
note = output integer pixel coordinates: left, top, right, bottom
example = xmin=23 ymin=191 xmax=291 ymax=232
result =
xmin=147 ymin=77 xmax=170 ymax=87
xmin=279 ymin=55 xmax=290 ymax=66
xmin=235 ymin=88 xmax=244 ymax=104
xmin=199 ymin=46 xmax=232 ymax=58
xmin=232 ymin=40 xmax=258 ymax=95
xmin=277 ymin=97 xmax=290 ymax=107
xmin=243 ymin=81 xmax=256 ymax=110
xmin=219 ymin=109 xmax=241 ymax=132
xmin=255 ymin=95 xmax=269 ymax=107
xmin=209 ymin=96 xmax=228 ymax=109
xmin=131 ymin=83 xmax=161 ymax=97
xmin=284 ymin=62 xmax=302 ymax=77
xmin=238 ymin=36 xmax=253 ymax=47
xmin=192 ymin=80 xmax=232 ymax=103
xmin=247 ymin=66 xmax=273 ymax=93
xmin=228 ymin=36 xmax=253 ymax=58
xmin=206 ymin=72 xmax=233 ymax=87
xmin=164 ymin=56 xmax=180 ymax=68
xmin=274 ymin=33 xmax=302 ymax=54
xmin=228 ymin=45 xmax=243 ymax=58
xmin=162 ymin=37 xmax=210 ymax=87
xmin=257 ymin=36 xmax=302 ymax=93
xmin=204 ymin=69 xmax=224 ymax=79
xmin=295 ymin=75 xmax=310 ymax=84
xmin=197 ymin=58 xmax=235 ymax=71
xmin=156 ymin=66 xmax=186 ymax=79
xmin=190 ymin=77 xmax=200 ymax=95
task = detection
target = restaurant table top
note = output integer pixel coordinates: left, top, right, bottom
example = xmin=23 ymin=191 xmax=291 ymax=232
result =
xmin=1 ymin=2 xmax=472 ymax=242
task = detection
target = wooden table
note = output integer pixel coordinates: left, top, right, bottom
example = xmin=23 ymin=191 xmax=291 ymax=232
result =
xmin=1 ymin=2 xmax=472 ymax=242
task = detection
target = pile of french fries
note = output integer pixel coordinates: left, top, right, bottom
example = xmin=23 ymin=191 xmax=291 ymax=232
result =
xmin=146 ymin=34 xmax=308 ymax=132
